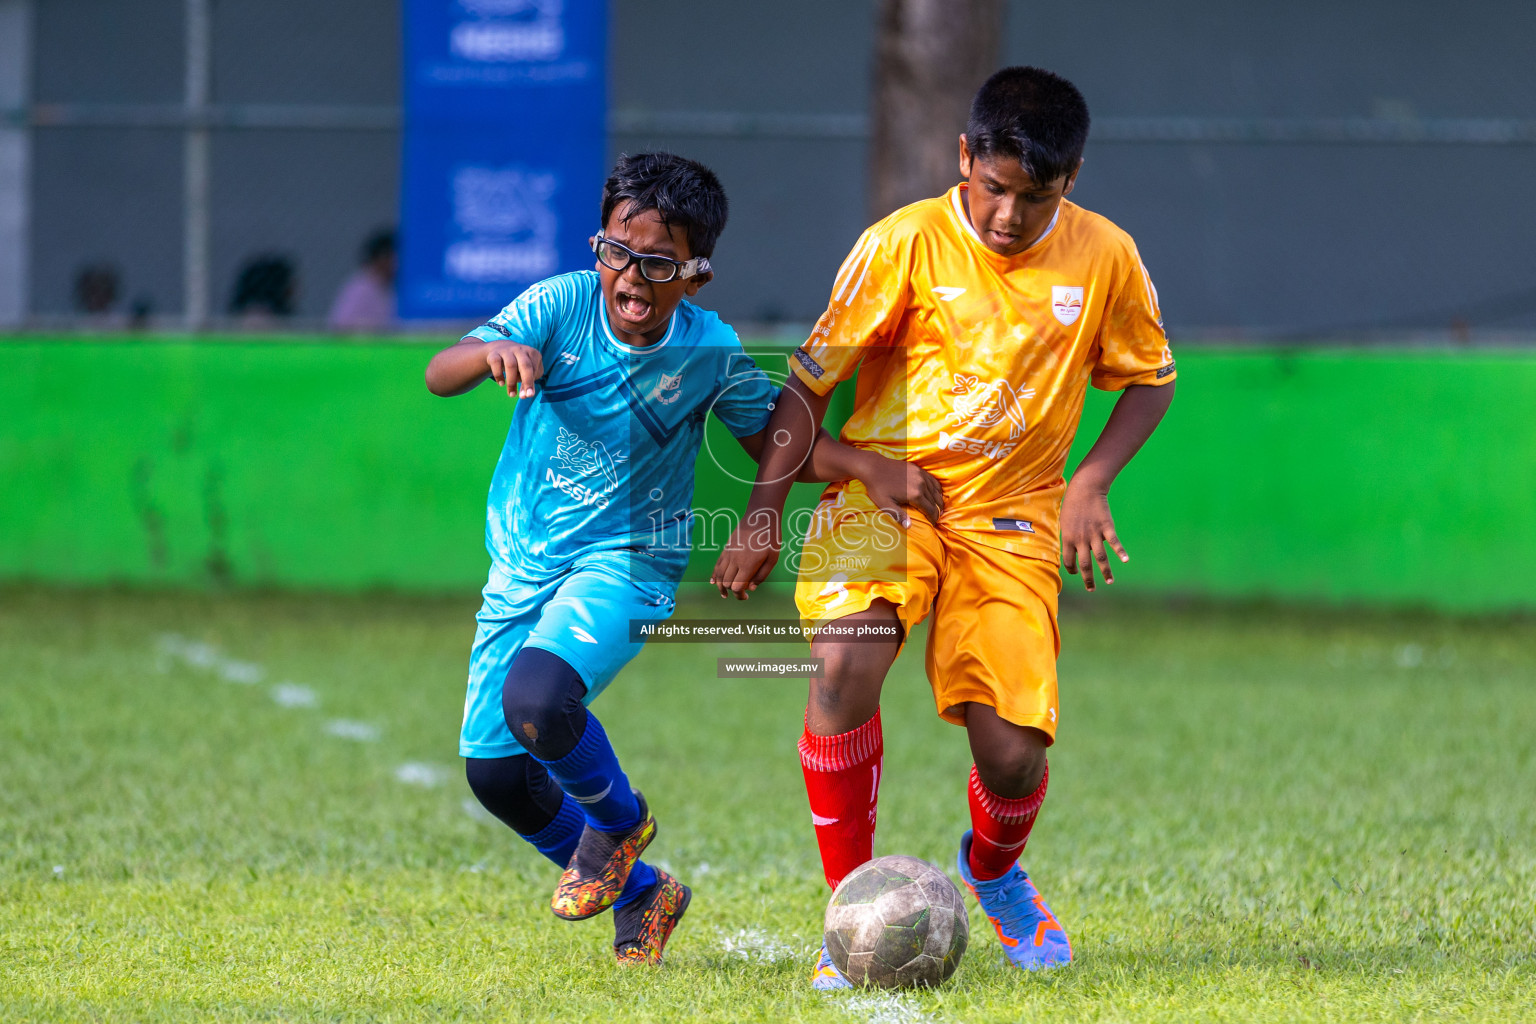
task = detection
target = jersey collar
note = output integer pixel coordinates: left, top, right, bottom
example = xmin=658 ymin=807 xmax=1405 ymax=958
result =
xmin=598 ymin=298 xmax=678 ymax=357
xmin=948 ymin=184 xmax=1061 ymax=259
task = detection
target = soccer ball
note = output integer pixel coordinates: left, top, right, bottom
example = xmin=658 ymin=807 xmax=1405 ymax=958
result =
xmin=824 ymin=854 xmax=969 ymax=988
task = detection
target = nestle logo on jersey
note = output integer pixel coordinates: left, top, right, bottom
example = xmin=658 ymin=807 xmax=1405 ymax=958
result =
xmin=991 ymin=518 xmax=1035 ymax=533
xmin=793 ymin=347 xmax=825 ymax=379
xmin=937 ymin=430 xmax=1016 ymax=459
xmin=545 ymin=468 xmax=611 ymax=510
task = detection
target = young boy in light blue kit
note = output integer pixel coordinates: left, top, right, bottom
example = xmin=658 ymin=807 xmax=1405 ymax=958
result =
xmin=425 ymin=151 xmax=876 ymax=964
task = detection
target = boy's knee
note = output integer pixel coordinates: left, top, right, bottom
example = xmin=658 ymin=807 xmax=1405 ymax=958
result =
xmin=502 ymin=687 xmax=583 ymax=760
xmin=464 ymin=755 xmax=498 ymax=798
xmin=972 ymin=731 xmax=1048 ymax=797
xmin=806 ymin=642 xmax=892 ymax=732
xmin=818 ymin=643 xmax=874 ymax=689
xmin=502 ymin=689 xmax=564 ymax=752
xmin=465 ymin=755 xmax=563 ymax=836
xmin=466 ymin=754 xmax=524 ymax=801
xmin=813 ymin=646 xmax=872 ymax=698
xmin=502 ymin=647 xmax=587 ymax=761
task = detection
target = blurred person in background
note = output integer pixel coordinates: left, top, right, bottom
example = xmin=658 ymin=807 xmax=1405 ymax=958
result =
xmin=327 ymin=228 xmax=397 ymax=332
xmin=229 ymin=254 xmax=297 ymax=327
xmin=73 ymin=263 xmax=122 ymax=321
xmin=128 ymin=295 xmax=154 ymax=331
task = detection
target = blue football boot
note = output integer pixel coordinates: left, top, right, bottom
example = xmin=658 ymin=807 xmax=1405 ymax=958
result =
xmin=957 ymin=830 xmax=1073 ymax=970
xmin=810 ymin=942 xmax=853 ymax=990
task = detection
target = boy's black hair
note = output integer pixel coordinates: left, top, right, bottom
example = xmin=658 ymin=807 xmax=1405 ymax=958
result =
xmin=600 ymin=152 xmax=729 ymax=259
xmin=966 ymin=66 xmax=1091 ymax=185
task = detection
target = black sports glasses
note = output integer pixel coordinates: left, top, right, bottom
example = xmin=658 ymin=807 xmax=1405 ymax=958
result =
xmin=590 ymin=234 xmax=711 ymax=283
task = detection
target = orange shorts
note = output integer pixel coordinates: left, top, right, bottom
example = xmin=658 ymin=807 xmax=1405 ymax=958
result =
xmin=793 ymin=483 xmax=1063 ymax=742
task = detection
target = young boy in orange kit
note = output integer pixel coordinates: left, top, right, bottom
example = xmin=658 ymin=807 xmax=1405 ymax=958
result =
xmin=711 ymin=66 xmax=1177 ymax=984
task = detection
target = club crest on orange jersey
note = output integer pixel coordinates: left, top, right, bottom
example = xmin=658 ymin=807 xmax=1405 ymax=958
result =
xmin=1051 ymin=285 xmax=1083 ymax=326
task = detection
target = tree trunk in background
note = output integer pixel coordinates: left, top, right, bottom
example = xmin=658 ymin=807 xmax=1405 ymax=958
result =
xmin=869 ymin=0 xmax=1005 ymax=223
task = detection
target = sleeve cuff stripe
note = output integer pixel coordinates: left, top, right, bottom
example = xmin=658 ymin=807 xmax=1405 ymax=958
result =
xmin=790 ymin=361 xmax=835 ymax=395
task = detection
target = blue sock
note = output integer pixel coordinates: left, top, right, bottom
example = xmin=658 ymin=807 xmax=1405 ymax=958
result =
xmin=614 ymin=860 xmax=658 ymax=909
xmin=534 ymin=713 xmax=642 ymax=833
xmin=520 ymin=794 xmax=583 ymax=867
xmin=521 ymin=794 xmax=655 ymax=906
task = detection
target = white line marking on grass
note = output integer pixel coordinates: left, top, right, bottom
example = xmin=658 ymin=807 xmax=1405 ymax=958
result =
xmin=394 ymin=762 xmax=449 ymax=787
xmin=155 ymin=633 xmax=264 ymax=684
xmin=718 ymin=927 xmax=814 ymax=964
xmin=156 ymin=634 xmax=213 ymax=669
xmin=217 ymin=660 xmax=265 ymax=684
xmin=154 ymin=635 xmax=474 ymax=829
xmin=271 ymin=683 xmax=319 ymax=708
xmin=324 ymin=719 xmax=380 ymax=742
xmin=843 ymin=993 xmax=935 ymax=1024
xmin=183 ymin=644 xmax=218 ymax=669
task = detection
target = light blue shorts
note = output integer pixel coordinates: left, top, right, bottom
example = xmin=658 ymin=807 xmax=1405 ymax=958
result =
xmin=458 ymin=556 xmax=677 ymax=759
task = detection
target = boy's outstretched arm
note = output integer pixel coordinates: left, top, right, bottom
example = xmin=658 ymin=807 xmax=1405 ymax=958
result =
xmin=1061 ymin=381 xmax=1175 ymax=592
xmin=736 ymin=428 xmax=944 ymax=524
xmin=711 ymin=376 xmax=828 ymax=598
xmin=425 ymin=338 xmax=544 ymax=399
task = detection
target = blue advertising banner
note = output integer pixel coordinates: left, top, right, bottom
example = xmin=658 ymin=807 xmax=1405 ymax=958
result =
xmin=399 ymin=0 xmax=607 ymax=320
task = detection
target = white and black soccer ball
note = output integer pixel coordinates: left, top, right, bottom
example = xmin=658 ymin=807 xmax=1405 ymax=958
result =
xmin=824 ymin=854 xmax=969 ymax=988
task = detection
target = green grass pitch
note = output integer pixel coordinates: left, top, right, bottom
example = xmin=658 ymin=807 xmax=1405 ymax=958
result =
xmin=2 ymin=586 xmax=1533 ymax=1022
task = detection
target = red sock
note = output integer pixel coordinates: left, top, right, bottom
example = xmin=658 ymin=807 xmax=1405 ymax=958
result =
xmin=967 ymin=762 xmax=1048 ymax=881
xmin=799 ymin=709 xmax=883 ymax=889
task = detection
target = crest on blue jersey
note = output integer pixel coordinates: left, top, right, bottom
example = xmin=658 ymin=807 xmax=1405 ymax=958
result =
xmin=646 ymin=370 xmax=686 ymax=406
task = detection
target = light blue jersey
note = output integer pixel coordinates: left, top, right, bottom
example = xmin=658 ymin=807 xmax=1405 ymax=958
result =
xmin=464 ymin=270 xmax=777 ymax=587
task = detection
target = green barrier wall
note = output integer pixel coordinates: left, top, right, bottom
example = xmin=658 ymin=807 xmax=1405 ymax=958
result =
xmin=2 ymin=339 xmax=1533 ymax=611
xmin=1078 ymin=349 xmax=1536 ymax=611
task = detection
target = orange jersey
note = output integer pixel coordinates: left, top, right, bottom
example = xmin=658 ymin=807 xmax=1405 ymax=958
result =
xmin=790 ymin=184 xmax=1175 ymax=560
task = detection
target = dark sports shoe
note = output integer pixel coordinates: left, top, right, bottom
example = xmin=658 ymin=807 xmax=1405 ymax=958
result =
xmin=613 ymin=868 xmax=691 ymax=966
xmin=551 ymin=789 xmax=657 ymax=921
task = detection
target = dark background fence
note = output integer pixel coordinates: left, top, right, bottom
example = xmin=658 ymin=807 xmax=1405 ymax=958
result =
xmin=5 ymin=0 xmax=1536 ymax=336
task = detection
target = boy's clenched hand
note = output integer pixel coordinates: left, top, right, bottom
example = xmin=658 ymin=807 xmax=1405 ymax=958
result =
xmin=712 ymin=510 xmax=781 ymax=600
xmin=1058 ymin=381 xmax=1173 ymax=592
xmin=857 ymin=450 xmax=944 ymax=528
xmin=485 ymin=341 xmax=544 ymax=399
xmin=1059 ymin=478 xmax=1127 ymax=592
xmin=425 ymin=338 xmax=545 ymax=398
